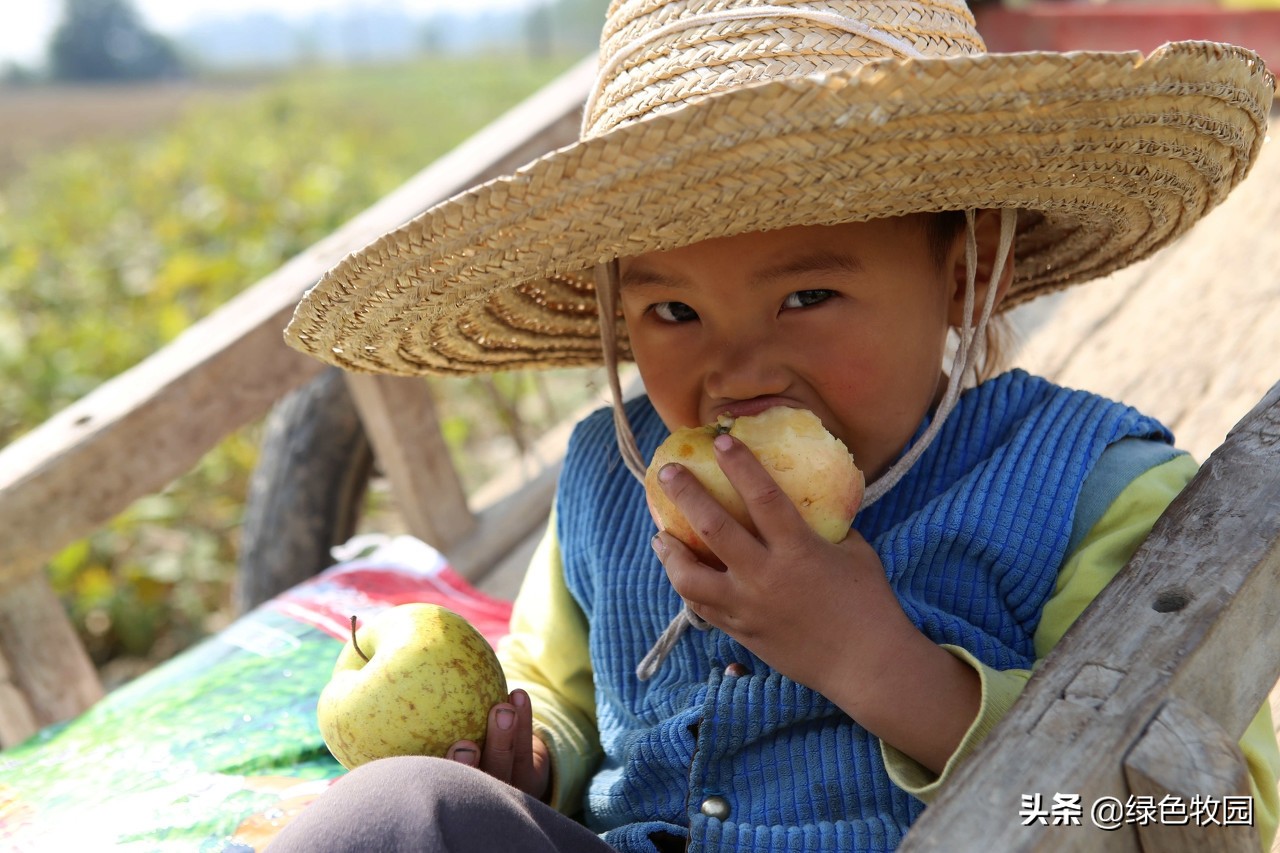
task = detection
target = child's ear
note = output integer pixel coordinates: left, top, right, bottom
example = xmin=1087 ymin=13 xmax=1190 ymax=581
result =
xmin=946 ymin=209 xmax=1016 ymax=328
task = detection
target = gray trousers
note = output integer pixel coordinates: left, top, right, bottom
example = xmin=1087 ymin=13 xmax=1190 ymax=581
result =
xmin=266 ymin=756 xmax=618 ymax=852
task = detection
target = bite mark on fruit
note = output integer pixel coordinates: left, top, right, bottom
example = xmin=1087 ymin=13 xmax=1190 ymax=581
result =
xmin=644 ymin=407 xmax=864 ymax=563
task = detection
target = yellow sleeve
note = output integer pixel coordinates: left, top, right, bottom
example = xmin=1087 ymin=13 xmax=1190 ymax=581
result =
xmin=881 ymin=646 xmax=1028 ymax=797
xmin=884 ymin=454 xmax=1280 ymax=851
xmin=495 ymin=503 xmax=601 ymax=815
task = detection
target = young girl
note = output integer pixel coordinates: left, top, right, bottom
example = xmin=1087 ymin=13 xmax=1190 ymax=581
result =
xmin=271 ymin=1 xmax=1279 ymax=850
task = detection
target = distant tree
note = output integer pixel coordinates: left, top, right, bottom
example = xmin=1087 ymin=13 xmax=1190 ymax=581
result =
xmin=545 ymin=0 xmax=610 ymax=52
xmin=525 ymin=4 xmax=553 ymax=60
xmin=2 ymin=62 xmax=40 ymax=85
xmin=515 ymin=0 xmax=609 ymax=57
xmin=49 ymin=0 xmax=186 ymax=82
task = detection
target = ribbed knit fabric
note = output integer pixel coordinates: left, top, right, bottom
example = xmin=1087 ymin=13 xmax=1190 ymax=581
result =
xmin=556 ymin=370 xmax=1173 ymax=853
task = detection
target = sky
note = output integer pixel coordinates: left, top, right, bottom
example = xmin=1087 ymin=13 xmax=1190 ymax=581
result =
xmin=0 ymin=0 xmax=537 ymax=65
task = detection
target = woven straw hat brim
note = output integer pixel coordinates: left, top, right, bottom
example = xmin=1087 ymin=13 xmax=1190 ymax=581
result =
xmin=286 ymin=42 xmax=1273 ymax=376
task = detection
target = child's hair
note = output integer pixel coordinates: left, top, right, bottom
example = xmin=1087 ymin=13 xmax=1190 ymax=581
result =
xmin=925 ymin=210 xmax=1012 ymax=384
xmin=924 ymin=210 xmax=968 ymax=269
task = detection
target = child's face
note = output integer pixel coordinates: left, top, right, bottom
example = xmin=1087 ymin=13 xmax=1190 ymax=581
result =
xmin=619 ymin=215 xmax=961 ymax=481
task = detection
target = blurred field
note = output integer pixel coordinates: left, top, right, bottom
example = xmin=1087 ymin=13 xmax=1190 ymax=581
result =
xmin=0 ymin=81 xmax=260 ymax=181
xmin=0 ymin=55 xmax=597 ymax=687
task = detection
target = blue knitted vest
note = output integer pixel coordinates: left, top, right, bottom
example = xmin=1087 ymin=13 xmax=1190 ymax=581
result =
xmin=556 ymin=370 xmax=1173 ymax=853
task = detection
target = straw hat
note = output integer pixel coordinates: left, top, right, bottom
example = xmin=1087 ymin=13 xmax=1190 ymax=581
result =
xmin=285 ymin=0 xmax=1274 ymax=377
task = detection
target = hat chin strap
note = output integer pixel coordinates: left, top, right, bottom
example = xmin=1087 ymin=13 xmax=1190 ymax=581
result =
xmin=596 ymin=208 xmax=1017 ymax=680
xmin=594 ymin=259 xmax=649 ymax=483
xmin=862 ymin=207 xmax=1016 ymax=507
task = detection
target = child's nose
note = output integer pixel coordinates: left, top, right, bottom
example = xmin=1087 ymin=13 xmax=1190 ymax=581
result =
xmin=703 ymin=335 xmax=789 ymax=401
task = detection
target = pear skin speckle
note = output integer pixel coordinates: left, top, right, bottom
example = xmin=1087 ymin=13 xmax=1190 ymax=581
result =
xmin=317 ymin=603 xmax=508 ymax=769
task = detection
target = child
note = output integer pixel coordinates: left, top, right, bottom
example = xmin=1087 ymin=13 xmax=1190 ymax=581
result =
xmin=271 ymin=1 xmax=1280 ymax=850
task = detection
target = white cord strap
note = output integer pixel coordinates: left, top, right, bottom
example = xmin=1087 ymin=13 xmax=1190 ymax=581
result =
xmin=860 ymin=207 xmax=1016 ymax=508
xmin=594 ymin=260 xmax=648 ymax=483
xmin=592 ymin=260 xmax=712 ymax=681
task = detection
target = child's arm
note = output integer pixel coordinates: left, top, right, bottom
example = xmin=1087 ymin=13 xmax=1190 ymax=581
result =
xmin=474 ymin=505 xmax=601 ymax=813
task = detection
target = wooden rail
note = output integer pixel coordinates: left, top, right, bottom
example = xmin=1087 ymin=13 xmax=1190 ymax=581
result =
xmin=0 ymin=55 xmax=596 ymax=746
xmin=900 ymin=380 xmax=1280 ymax=851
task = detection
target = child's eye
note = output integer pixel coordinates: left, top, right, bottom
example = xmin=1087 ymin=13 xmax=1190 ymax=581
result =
xmin=652 ymin=301 xmax=699 ymax=323
xmin=782 ymin=289 xmax=834 ymax=310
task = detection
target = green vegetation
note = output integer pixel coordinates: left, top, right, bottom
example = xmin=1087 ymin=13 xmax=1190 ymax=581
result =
xmin=0 ymin=55 xmax=596 ymax=683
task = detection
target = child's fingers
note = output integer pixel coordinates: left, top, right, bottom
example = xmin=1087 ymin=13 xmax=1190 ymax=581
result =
xmin=653 ymin=531 xmax=730 ymax=627
xmin=656 ymin=461 xmax=756 ymax=562
xmin=508 ymin=689 xmax=539 ymax=794
xmin=445 ymin=740 xmax=479 ymax=767
xmin=711 ymin=433 xmax=808 ymax=544
xmin=478 ymin=701 xmax=518 ymax=782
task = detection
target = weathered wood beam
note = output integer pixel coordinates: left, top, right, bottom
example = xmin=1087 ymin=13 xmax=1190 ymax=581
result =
xmin=899 ymin=379 xmax=1280 ymax=852
xmin=1124 ymin=698 xmax=1255 ymax=853
xmin=0 ymin=574 xmax=103 ymax=747
xmin=343 ymin=374 xmax=476 ymax=551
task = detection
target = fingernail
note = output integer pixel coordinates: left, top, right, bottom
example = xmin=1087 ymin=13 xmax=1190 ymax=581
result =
xmin=658 ymin=463 xmax=679 ymax=483
xmin=713 ymin=433 xmax=733 ymax=452
xmin=651 ymin=532 xmax=667 ymax=557
xmin=452 ymin=747 xmax=477 ymax=766
xmin=511 ymin=689 xmax=527 ymax=709
xmin=496 ymin=709 xmax=515 ymax=731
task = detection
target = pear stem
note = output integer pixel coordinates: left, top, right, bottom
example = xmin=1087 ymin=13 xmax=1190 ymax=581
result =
xmin=350 ymin=615 xmax=369 ymax=662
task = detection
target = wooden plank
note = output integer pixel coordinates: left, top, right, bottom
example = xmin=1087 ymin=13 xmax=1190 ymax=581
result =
xmin=449 ymin=459 xmax=562 ymax=582
xmin=1124 ymin=698 xmax=1255 ymax=853
xmin=477 ymin=519 xmax=550 ymax=601
xmin=451 ymin=369 xmax=643 ymax=582
xmin=898 ymin=379 xmax=1280 ymax=852
xmin=0 ymin=308 xmax=328 ymax=587
xmin=0 ymin=55 xmax=594 ymax=590
xmin=0 ymin=574 xmax=103 ymax=747
xmin=343 ymin=374 xmax=476 ymax=551
xmin=0 ymin=643 xmax=39 ymax=746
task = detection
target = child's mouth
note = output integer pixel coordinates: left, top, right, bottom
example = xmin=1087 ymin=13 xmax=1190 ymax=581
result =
xmin=712 ymin=396 xmax=805 ymax=422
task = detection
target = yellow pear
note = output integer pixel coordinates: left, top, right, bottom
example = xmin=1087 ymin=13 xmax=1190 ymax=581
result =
xmin=317 ymin=603 xmax=507 ymax=769
xmin=644 ymin=406 xmax=863 ymax=564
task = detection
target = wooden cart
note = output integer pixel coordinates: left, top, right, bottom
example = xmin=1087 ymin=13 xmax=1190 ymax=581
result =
xmin=1 ymin=56 xmax=1277 ymax=851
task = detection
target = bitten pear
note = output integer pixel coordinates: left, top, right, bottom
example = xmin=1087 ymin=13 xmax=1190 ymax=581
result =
xmin=316 ymin=603 xmax=508 ymax=770
xmin=644 ymin=406 xmax=864 ymax=563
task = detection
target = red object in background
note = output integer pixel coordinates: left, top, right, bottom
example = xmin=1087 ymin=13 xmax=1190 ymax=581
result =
xmin=271 ymin=559 xmax=515 ymax=650
xmin=974 ymin=2 xmax=1280 ymax=74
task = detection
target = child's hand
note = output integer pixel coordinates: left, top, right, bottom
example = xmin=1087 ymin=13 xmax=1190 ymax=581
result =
xmin=652 ymin=432 xmax=982 ymax=773
xmin=444 ymin=688 xmax=551 ymax=802
xmin=650 ymin=432 xmax=914 ymax=696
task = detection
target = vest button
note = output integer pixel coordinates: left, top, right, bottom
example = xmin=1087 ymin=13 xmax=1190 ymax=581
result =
xmin=700 ymin=795 xmax=731 ymax=820
xmin=724 ymin=663 xmax=750 ymax=677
